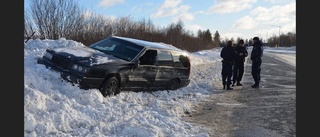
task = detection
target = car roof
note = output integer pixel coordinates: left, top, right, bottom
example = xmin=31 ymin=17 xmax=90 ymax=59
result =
xmin=111 ymin=36 xmax=186 ymax=53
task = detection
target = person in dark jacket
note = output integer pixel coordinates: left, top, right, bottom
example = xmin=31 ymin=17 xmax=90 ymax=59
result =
xmin=220 ymin=40 xmax=237 ymax=90
xmin=232 ymin=39 xmax=248 ymax=86
xmin=250 ymin=37 xmax=263 ymax=88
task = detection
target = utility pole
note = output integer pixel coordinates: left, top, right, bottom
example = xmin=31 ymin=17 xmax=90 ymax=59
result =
xmin=271 ymin=25 xmax=281 ymax=47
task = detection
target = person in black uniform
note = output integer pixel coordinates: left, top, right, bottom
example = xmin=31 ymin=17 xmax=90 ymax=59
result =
xmin=220 ymin=40 xmax=237 ymax=90
xmin=250 ymin=37 xmax=263 ymax=88
xmin=232 ymin=39 xmax=248 ymax=86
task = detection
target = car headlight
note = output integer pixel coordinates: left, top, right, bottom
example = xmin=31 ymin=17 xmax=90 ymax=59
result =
xmin=71 ymin=64 xmax=88 ymax=73
xmin=44 ymin=52 xmax=53 ymax=60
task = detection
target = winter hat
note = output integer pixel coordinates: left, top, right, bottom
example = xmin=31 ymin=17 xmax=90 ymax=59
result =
xmin=239 ymin=39 xmax=244 ymax=44
xmin=253 ymin=37 xmax=259 ymax=41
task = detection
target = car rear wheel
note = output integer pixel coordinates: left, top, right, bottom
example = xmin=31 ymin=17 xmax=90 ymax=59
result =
xmin=167 ymin=78 xmax=180 ymax=90
xmin=100 ymin=77 xmax=120 ymax=97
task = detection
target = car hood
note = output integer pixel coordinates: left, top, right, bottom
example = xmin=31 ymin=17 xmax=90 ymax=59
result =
xmin=51 ymin=46 xmax=127 ymax=66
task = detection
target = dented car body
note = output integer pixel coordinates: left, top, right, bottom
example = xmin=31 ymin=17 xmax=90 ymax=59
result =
xmin=37 ymin=36 xmax=191 ymax=97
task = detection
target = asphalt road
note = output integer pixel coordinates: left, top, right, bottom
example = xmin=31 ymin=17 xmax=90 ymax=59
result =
xmin=184 ymin=52 xmax=296 ymax=137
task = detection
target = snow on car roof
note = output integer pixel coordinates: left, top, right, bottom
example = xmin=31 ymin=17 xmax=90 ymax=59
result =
xmin=111 ymin=36 xmax=185 ymax=52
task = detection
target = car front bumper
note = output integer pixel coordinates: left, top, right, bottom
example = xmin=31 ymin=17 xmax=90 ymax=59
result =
xmin=37 ymin=58 xmax=104 ymax=89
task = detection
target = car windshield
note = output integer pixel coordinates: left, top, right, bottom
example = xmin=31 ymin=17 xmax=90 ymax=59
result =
xmin=90 ymin=38 xmax=144 ymax=61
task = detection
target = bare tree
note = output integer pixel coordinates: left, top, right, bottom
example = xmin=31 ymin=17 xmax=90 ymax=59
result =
xmin=166 ymin=21 xmax=183 ymax=48
xmin=78 ymin=13 xmax=114 ymax=45
xmin=28 ymin=0 xmax=84 ymax=39
xmin=24 ymin=10 xmax=37 ymax=40
xmin=113 ymin=16 xmax=133 ymax=37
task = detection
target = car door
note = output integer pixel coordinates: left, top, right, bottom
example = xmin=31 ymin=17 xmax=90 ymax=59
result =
xmin=154 ymin=50 xmax=174 ymax=88
xmin=126 ymin=49 xmax=158 ymax=90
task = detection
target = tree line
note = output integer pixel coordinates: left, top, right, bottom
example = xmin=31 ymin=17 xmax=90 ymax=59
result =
xmin=219 ymin=30 xmax=296 ymax=47
xmin=24 ymin=0 xmax=295 ymax=54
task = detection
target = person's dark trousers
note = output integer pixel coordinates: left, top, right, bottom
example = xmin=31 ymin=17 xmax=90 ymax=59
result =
xmin=251 ymin=60 xmax=262 ymax=86
xmin=233 ymin=62 xmax=244 ymax=84
xmin=232 ymin=64 xmax=238 ymax=84
xmin=222 ymin=62 xmax=233 ymax=89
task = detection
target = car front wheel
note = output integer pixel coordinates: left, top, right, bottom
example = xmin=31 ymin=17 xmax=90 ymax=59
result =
xmin=100 ymin=77 xmax=120 ymax=97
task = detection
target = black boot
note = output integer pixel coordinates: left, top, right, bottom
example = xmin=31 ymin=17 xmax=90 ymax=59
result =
xmin=223 ymin=84 xmax=226 ymax=90
xmin=226 ymin=85 xmax=233 ymax=90
xmin=251 ymin=84 xmax=259 ymax=88
xmin=237 ymin=82 xmax=242 ymax=86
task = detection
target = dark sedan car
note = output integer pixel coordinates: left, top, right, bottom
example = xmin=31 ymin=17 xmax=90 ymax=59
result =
xmin=37 ymin=36 xmax=191 ymax=97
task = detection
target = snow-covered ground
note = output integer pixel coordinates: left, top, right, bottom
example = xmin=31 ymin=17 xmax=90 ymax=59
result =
xmin=24 ymin=38 xmax=296 ymax=137
xmin=263 ymin=46 xmax=296 ymax=66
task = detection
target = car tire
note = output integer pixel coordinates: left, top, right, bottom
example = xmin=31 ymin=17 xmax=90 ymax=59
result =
xmin=167 ymin=78 xmax=180 ymax=90
xmin=100 ymin=77 xmax=120 ymax=97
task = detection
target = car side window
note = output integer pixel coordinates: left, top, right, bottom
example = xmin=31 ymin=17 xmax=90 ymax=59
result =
xmin=139 ymin=50 xmax=157 ymax=65
xmin=156 ymin=50 xmax=173 ymax=66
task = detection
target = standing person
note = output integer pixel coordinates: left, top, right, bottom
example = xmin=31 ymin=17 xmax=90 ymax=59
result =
xmin=220 ymin=40 xmax=237 ymax=90
xmin=250 ymin=37 xmax=263 ymax=88
xmin=232 ymin=39 xmax=248 ymax=86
